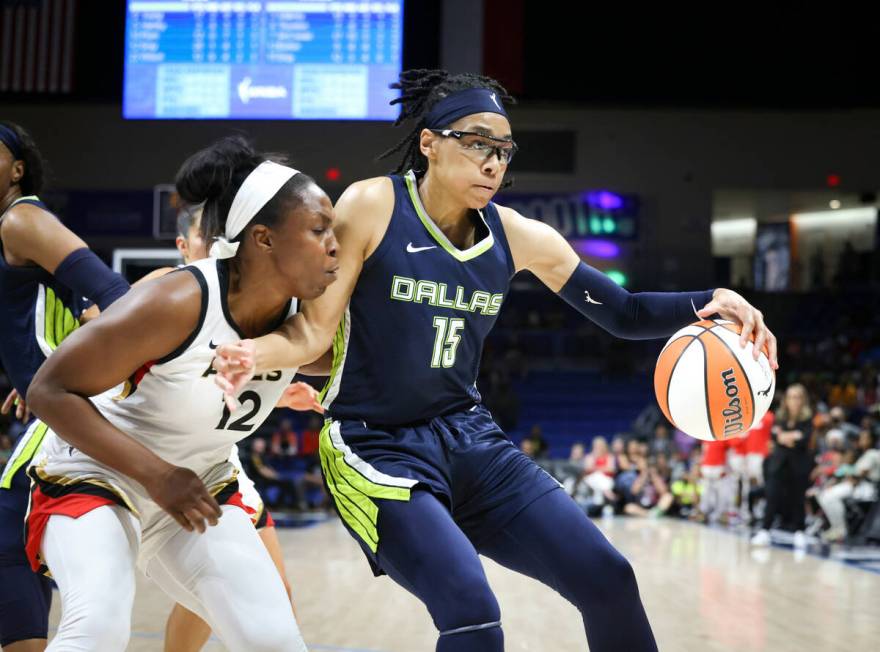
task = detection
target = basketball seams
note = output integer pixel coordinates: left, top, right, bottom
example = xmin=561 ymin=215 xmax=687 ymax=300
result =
xmin=655 ymin=335 xmax=695 ymax=423
xmin=693 ymin=337 xmax=717 ymax=440
xmin=703 ymin=329 xmax=756 ymax=438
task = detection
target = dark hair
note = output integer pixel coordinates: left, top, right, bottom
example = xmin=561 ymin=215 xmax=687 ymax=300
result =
xmin=0 ymin=121 xmax=46 ymax=196
xmin=378 ymin=69 xmax=515 ymax=182
xmin=175 ymin=135 xmax=314 ymax=247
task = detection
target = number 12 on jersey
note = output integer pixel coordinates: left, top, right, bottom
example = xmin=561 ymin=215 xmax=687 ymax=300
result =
xmin=432 ymin=316 xmax=464 ymax=368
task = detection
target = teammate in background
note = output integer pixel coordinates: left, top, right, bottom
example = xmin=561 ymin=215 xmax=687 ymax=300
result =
xmin=25 ymin=136 xmax=337 ymax=651
xmin=213 ymin=70 xmax=779 ymax=651
xmin=0 ymin=121 xmax=130 ymax=652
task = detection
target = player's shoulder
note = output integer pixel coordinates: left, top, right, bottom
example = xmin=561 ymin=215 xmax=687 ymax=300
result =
xmin=0 ymin=199 xmax=55 ymax=238
xmin=336 ymin=176 xmax=394 ymax=212
xmin=333 ymin=177 xmax=396 ymax=247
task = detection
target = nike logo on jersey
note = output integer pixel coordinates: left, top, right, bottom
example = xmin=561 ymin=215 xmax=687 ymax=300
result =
xmin=584 ymin=291 xmax=603 ymax=305
xmin=209 ymin=340 xmax=219 ymax=349
xmin=407 ymin=243 xmax=437 ymax=253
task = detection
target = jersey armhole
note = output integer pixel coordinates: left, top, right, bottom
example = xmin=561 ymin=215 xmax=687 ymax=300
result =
xmin=154 ymin=266 xmax=209 ymax=365
xmin=487 ymin=203 xmax=516 ymax=278
xmin=360 ymin=176 xmax=400 ymax=274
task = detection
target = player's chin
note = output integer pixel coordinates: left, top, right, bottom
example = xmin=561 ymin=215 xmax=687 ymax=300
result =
xmin=468 ymin=185 xmax=497 ymax=208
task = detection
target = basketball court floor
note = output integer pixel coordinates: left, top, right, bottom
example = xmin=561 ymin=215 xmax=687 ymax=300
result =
xmin=49 ymin=515 xmax=879 ymax=651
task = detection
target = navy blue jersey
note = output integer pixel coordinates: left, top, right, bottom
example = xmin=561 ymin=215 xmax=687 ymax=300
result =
xmin=321 ymin=171 xmax=515 ymax=425
xmin=0 ymin=197 xmax=84 ymax=396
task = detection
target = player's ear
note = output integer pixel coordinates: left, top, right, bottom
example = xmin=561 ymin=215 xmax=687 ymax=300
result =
xmin=419 ymin=128 xmax=439 ymax=162
xmin=175 ymin=235 xmax=188 ymax=258
xmin=249 ymin=224 xmax=272 ymax=252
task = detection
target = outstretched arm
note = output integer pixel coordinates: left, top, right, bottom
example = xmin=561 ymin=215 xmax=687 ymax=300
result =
xmin=212 ymin=178 xmax=392 ymax=397
xmin=498 ymin=206 xmax=778 ymax=368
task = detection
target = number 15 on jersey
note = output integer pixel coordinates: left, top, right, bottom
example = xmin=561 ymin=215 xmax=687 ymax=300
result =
xmin=432 ymin=316 xmax=464 ymax=368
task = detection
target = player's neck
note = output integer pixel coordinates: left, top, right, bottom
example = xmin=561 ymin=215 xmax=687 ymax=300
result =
xmin=417 ymin=174 xmax=475 ymax=248
xmin=225 ymin=261 xmax=291 ymax=338
xmin=0 ymin=188 xmax=22 ymax=216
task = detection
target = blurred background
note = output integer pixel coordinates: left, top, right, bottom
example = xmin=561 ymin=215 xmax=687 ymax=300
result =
xmin=2 ymin=0 xmax=879 ymax=556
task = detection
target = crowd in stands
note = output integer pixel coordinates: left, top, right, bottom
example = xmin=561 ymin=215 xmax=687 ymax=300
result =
xmin=519 ymin=359 xmax=880 ymax=548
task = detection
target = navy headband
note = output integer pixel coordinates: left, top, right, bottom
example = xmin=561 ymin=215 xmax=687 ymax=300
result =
xmin=0 ymin=124 xmax=22 ymax=160
xmin=425 ymin=88 xmax=508 ymax=129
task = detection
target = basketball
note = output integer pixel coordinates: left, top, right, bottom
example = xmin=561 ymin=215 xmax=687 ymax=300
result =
xmin=654 ymin=320 xmax=775 ymax=441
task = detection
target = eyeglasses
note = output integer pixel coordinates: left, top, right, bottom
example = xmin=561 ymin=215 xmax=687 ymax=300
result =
xmin=429 ymin=129 xmax=518 ymax=165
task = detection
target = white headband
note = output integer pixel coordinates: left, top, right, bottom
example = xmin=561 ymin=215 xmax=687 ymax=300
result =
xmin=210 ymin=160 xmax=299 ymax=259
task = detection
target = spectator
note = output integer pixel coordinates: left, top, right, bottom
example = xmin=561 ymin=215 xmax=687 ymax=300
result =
xmin=270 ymin=418 xmax=298 ymax=457
xmin=247 ymin=437 xmax=302 ymax=510
xmin=525 ymin=424 xmax=549 ymax=459
xmin=649 ymin=422 xmax=674 ymax=458
xmin=623 ymin=456 xmax=674 ymax=517
xmin=751 ymin=384 xmax=815 ymax=549
xmin=829 ymin=406 xmax=860 ymax=441
xmin=670 ymin=466 xmax=701 ymax=518
xmin=582 ymin=437 xmax=617 ymax=508
xmin=300 ymin=414 xmax=322 ymax=458
xmin=817 ymin=429 xmax=880 ymax=542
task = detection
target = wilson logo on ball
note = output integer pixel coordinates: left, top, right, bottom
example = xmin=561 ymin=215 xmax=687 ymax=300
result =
xmin=720 ymin=368 xmax=744 ymax=437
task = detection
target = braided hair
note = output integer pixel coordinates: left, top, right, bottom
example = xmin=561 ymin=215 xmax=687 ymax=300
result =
xmin=378 ymin=69 xmax=515 ymax=181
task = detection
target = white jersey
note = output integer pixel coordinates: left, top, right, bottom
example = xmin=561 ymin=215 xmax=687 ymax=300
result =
xmin=30 ymin=257 xmax=297 ymax=562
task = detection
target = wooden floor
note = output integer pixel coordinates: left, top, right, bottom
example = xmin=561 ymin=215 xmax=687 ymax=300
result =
xmin=48 ymin=516 xmax=879 ymax=651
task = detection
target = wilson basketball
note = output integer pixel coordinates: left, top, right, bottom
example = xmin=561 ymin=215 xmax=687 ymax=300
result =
xmin=654 ymin=320 xmax=775 ymax=441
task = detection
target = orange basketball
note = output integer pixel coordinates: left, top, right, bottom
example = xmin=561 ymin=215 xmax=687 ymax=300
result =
xmin=653 ymin=319 xmax=775 ymax=441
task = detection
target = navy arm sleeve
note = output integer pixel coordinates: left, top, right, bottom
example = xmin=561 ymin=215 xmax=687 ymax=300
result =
xmin=557 ymin=262 xmax=714 ymax=340
xmin=53 ymin=248 xmax=130 ymax=311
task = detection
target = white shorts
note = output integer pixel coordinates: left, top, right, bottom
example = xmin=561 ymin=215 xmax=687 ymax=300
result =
xmin=27 ymin=428 xmax=241 ymax=569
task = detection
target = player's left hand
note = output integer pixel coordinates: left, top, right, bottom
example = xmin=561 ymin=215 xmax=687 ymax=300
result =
xmin=697 ymin=288 xmax=779 ymax=370
xmin=1 ymin=388 xmax=30 ymax=422
xmin=276 ymin=381 xmax=324 ymax=413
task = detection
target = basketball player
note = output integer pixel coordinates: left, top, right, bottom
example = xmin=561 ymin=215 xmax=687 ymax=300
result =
xmin=213 ymin=70 xmax=779 ymax=651
xmin=0 ymin=121 xmax=130 ymax=652
xmin=156 ymin=204 xmax=324 ymax=652
xmin=24 ymin=136 xmax=338 ymax=651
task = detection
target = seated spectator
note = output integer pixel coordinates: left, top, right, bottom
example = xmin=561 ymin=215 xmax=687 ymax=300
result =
xmin=582 ymin=437 xmax=617 ymax=507
xmin=526 ymin=424 xmax=549 ymax=459
xmin=829 ymin=406 xmax=860 ymax=441
xmin=671 ymin=466 xmax=702 ymax=518
xmin=270 ymin=418 xmax=299 ymax=458
xmin=817 ymin=429 xmax=880 ymax=542
xmin=650 ymin=422 xmax=674 ymax=458
xmin=247 ymin=437 xmax=302 ymax=510
xmin=300 ymin=414 xmax=322 ymax=458
xmin=623 ymin=456 xmax=674 ymax=517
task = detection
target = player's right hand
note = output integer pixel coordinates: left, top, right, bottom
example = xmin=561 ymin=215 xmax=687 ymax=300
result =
xmin=212 ymin=339 xmax=257 ymax=410
xmin=147 ymin=465 xmax=223 ymax=533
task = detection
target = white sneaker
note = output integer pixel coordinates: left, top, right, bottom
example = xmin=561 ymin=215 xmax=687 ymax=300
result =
xmin=750 ymin=529 xmax=771 ymax=547
xmin=793 ymin=531 xmax=808 ymax=550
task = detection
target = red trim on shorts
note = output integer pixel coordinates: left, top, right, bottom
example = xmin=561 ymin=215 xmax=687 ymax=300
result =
xmin=25 ymin=486 xmax=117 ymax=572
xmin=220 ymin=489 xmax=273 ymax=529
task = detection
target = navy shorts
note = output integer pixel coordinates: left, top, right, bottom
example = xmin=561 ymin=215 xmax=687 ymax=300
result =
xmin=0 ymin=460 xmax=52 ymax=646
xmin=319 ymin=404 xmax=560 ymax=574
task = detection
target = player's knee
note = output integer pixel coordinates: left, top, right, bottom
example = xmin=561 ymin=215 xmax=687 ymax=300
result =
xmin=68 ymin=607 xmax=131 ymax=651
xmin=433 ymin=569 xmax=500 ymax=633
